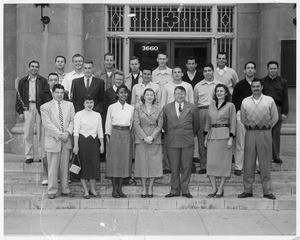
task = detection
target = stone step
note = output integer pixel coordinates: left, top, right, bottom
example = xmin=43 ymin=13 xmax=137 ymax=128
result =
xmin=4 ymin=181 xmax=295 ymax=197
xmin=4 ymin=170 xmax=296 ymax=184
xmin=4 ymin=195 xmax=296 ymax=210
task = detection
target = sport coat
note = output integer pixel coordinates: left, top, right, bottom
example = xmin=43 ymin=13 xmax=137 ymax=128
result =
xmin=41 ymin=99 xmax=75 ymax=152
xmin=163 ymin=101 xmax=200 ymax=148
xmin=72 ymin=76 xmax=105 ymax=113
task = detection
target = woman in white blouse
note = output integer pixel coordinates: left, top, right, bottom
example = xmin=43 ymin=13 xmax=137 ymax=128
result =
xmin=73 ymin=94 xmax=104 ymax=199
xmin=105 ymin=85 xmax=134 ymax=198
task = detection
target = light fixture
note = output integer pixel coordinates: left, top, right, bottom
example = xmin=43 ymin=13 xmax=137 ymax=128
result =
xmin=35 ymin=4 xmax=50 ymax=30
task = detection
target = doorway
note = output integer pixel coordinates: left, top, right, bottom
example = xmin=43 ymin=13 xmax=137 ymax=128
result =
xmin=130 ymin=39 xmax=211 ymax=72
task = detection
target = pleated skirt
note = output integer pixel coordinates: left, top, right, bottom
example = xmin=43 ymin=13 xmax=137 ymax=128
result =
xmin=207 ymin=139 xmax=232 ymax=178
xmin=134 ymin=143 xmax=163 ymax=178
xmin=106 ymin=128 xmax=132 ymax=178
xmin=78 ymin=134 xmax=101 ymax=179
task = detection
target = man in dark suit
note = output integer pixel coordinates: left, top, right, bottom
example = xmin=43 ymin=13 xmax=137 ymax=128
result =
xmin=163 ymin=86 xmax=200 ymax=198
xmin=72 ymin=60 xmax=105 ymax=114
xmin=182 ymin=56 xmax=203 ymax=89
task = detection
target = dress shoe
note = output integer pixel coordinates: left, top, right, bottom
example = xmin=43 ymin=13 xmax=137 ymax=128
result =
xmin=83 ymin=194 xmax=90 ymax=199
xmin=234 ymin=170 xmax=242 ymax=176
xmin=25 ymin=158 xmax=33 ymax=164
xmin=118 ymin=190 xmax=127 ymax=198
xmin=163 ymin=169 xmax=171 ymax=174
xmin=256 ymin=170 xmax=261 ymax=174
xmin=61 ymin=192 xmax=74 ymax=198
xmin=206 ymin=190 xmax=217 ymax=198
xmin=38 ymin=158 xmax=42 ymax=162
xmin=199 ymin=169 xmax=207 ymax=174
xmin=165 ymin=193 xmax=180 ymax=198
xmin=238 ymin=192 xmax=253 ymax=198
xmin=112 ymin=193 xmax=120 ymax=198
xmin=42 ymin=180 xmax=48 ymax=186
xmin=263 ymin=193 xmax=276 ymax=200
xmin=141 ymin=194 xmax=147 ymax=198
xmin=193 ymin=157 xmax=199 ymax=163
xmin=148 ymin=194 xmax=153 ymax=198
xmin=273 ymin=158 xmax=283 ymax=164
xmin=89 ymin=190 xmax=101 ymax=198
xmin=182 ymin=193 xmax=193 ymax=198
xmin=47 ymin=194 xmax=56 ymax=199
xmin=215 ymin=191 xmax=224 ymax=198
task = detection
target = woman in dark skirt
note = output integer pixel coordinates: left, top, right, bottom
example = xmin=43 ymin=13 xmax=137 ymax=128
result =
xmin=105 ymin=85 xmax=134 ymax=198
xmin=73 ymin=94 xmax=104 ymax=199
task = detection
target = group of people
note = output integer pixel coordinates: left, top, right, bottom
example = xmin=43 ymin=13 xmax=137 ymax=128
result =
xmin=15 ymin=51 xmax=289 ymax=201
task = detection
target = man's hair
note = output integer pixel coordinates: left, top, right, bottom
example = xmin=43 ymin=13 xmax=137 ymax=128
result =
xmin=203 ymin=63 xmax=214 ymax=71
xmin=157 ymin=52 xmax=168 ymax=58
xmin=142 ymin=66 xmax=152 ymax=73
xmin=48 ymin=72 xmax=59 ymax=79
xmin=217 ymin=51 xmax=228 ymax=59
xmin=129 ymin=56 xmax=139 ymax=62
xmin=52 ymin=83 xmax=65 ymax=92
xmin=251 ymin=78 xmax=263 ymax=86
xmin=84 ymin=60 xmax=94 ymax=65
xmin=115 ymin=71 xmax=124 ymax=77
xmin=55 ymin=55 xmax=66 ymax=63
xmin=72 ymin=53 xmax=84 ymax=61
xmin=104 ymin=52 xmax=114 ymax=60
xmin=267 ymin=61 xmax=279 ymax=67
xmin=185 ymin=56 xmax=197 ymax=63
xmin=174 ymin=86 xmax=186 ymax=93
xmin=244 ymin=61 xmax=256 ymax=69
xmin=172 ymin=66 xmax=182 ymax=73
xmin=28 ymin=60 xmax=40 ymax=68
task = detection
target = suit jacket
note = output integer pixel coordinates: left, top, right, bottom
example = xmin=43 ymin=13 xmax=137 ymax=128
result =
xmin=16 ymin=74 xmax=52 ymax=115
xmin=182 ymin=70 xmax=203 ymax=89
xmin=41 ymin=99 xmax=75 ymax=152
xmin=72 ymin=76 xmax=105 ymax=113
xmin=124 ymin=71 xmax=143 ymax=91
xmin=163 ymin=101 xmax=200 ymax=148
xmin=133 ymin=104 xmax=163 ymax=144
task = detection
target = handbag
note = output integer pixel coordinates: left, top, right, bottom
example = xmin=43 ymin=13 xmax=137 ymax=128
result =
xmin=69 ymin=154 xmax=81 ymax=174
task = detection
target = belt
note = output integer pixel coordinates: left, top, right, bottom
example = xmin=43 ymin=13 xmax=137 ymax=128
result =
xmin=212 ymin=124 xmax=229 ymax=128
xmin=198 ymin=105 xmax=209 ymax=109
xmin=245 ymin=125 xmax=271 ymax=130
xmin=113 ymin=125 xmax=130 ymax=131
xmin=29 ymin=101 xmax=36 ymax=103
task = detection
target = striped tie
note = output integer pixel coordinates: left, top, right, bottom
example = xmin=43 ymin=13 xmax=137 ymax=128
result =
xmin=86 ymin=78 xmax=90 ymax=90
xmin=58 ymin=101 xmax=64 ymax=132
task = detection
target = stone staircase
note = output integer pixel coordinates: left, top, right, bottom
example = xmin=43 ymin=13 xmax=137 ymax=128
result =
xmin=4 ymin=135 xmax=296 ymax=210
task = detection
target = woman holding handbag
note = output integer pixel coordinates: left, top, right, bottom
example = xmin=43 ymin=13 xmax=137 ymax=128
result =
xmin=105 ymin=85 xmax=134 ymax=198
xmin=73 ymin=94 xmax=104 ymax=199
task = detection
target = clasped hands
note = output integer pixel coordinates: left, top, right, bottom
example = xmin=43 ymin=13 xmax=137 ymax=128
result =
xmin=143 ymin=136 xmax=154 ymax=144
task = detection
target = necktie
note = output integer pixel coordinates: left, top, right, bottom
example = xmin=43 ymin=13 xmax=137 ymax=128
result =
xmin=178 ymin=103 xmax=182 ymax=117
xmin=58 ymin=101 xmax=64 ymax=132
xmin=86 ymin=78 xmax=90 ymax=90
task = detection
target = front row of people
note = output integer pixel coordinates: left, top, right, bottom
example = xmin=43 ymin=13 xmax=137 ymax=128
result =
xmin=41 ymin=79 xmax=278 ymax=200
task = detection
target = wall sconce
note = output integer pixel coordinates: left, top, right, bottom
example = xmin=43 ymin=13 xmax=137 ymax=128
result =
xmin=35 ymin=4 xmax=50 ymax=30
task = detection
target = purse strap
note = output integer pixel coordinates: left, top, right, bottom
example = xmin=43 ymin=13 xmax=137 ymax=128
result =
xmin=71 ymin=154 xmax=81 ymax=168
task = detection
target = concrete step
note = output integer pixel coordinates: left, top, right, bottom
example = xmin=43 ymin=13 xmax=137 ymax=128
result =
xmin=281 ymin=124 xmax=296 ymax=135
xmin=4 ymin=181 xmax=295 ymax=197
xmin=4 ymin=170 xmax=296 ymax=184
xmin=4 ymin=195 xmax=295 ymax=210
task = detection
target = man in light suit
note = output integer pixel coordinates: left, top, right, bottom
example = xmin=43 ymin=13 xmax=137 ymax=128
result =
xmin=41 ymin=84 xmax=75 ymax=199
xmin=72 ymin=60 xmax=105 ymax=114
xmin=163 ymin=86 xmax=200 ymax=198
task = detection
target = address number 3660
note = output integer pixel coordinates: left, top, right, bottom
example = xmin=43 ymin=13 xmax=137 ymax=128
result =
xmin=142 ymin=46 xmax=159 ymax=51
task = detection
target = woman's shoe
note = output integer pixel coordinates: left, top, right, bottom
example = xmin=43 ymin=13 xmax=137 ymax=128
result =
xmin=215 ymin=191 xmax=224 ymax=198
xmin=148 ymin=194 xmax=153 ymax=198
xmin=206 ymin=190 xmax=217 ymax=198
xmin=118 ymin=190 xmax=127 ymax=198
xmin=89 ymin=190 xmax=101 ymax=198
xmin=83 ymin=194 xmax=90 ymax=199
xmin=141 ymin=194 xmax=147 ymax=198
xmin=112 ymin=192 xmax=120 ymax=198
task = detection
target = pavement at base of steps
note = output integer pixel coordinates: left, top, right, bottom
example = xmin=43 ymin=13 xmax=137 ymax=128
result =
xmin=3 ymin=209 xmax=296 ymax=239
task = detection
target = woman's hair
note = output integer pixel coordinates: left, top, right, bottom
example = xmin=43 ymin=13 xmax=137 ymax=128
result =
xmin=83 ymin=94 xmax=94 ymax=102
xmin=212 ymin=83 xmax=231 ymax=102
xmin=116 ymin=85 xmax=129 ymax=100
xmin=140 ymin=88 xmax=156 ymax=105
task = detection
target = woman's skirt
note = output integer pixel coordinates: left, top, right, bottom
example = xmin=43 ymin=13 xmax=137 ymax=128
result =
xmin=78 ymin=134 xmax=101 ymax=179
xmin=134 ymin=143 xmax=163 ymax=178
xmin=106 ymin=128 xmax=132 ymax=178
xmin=207 ymin=139 xmax=232 ymax=178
